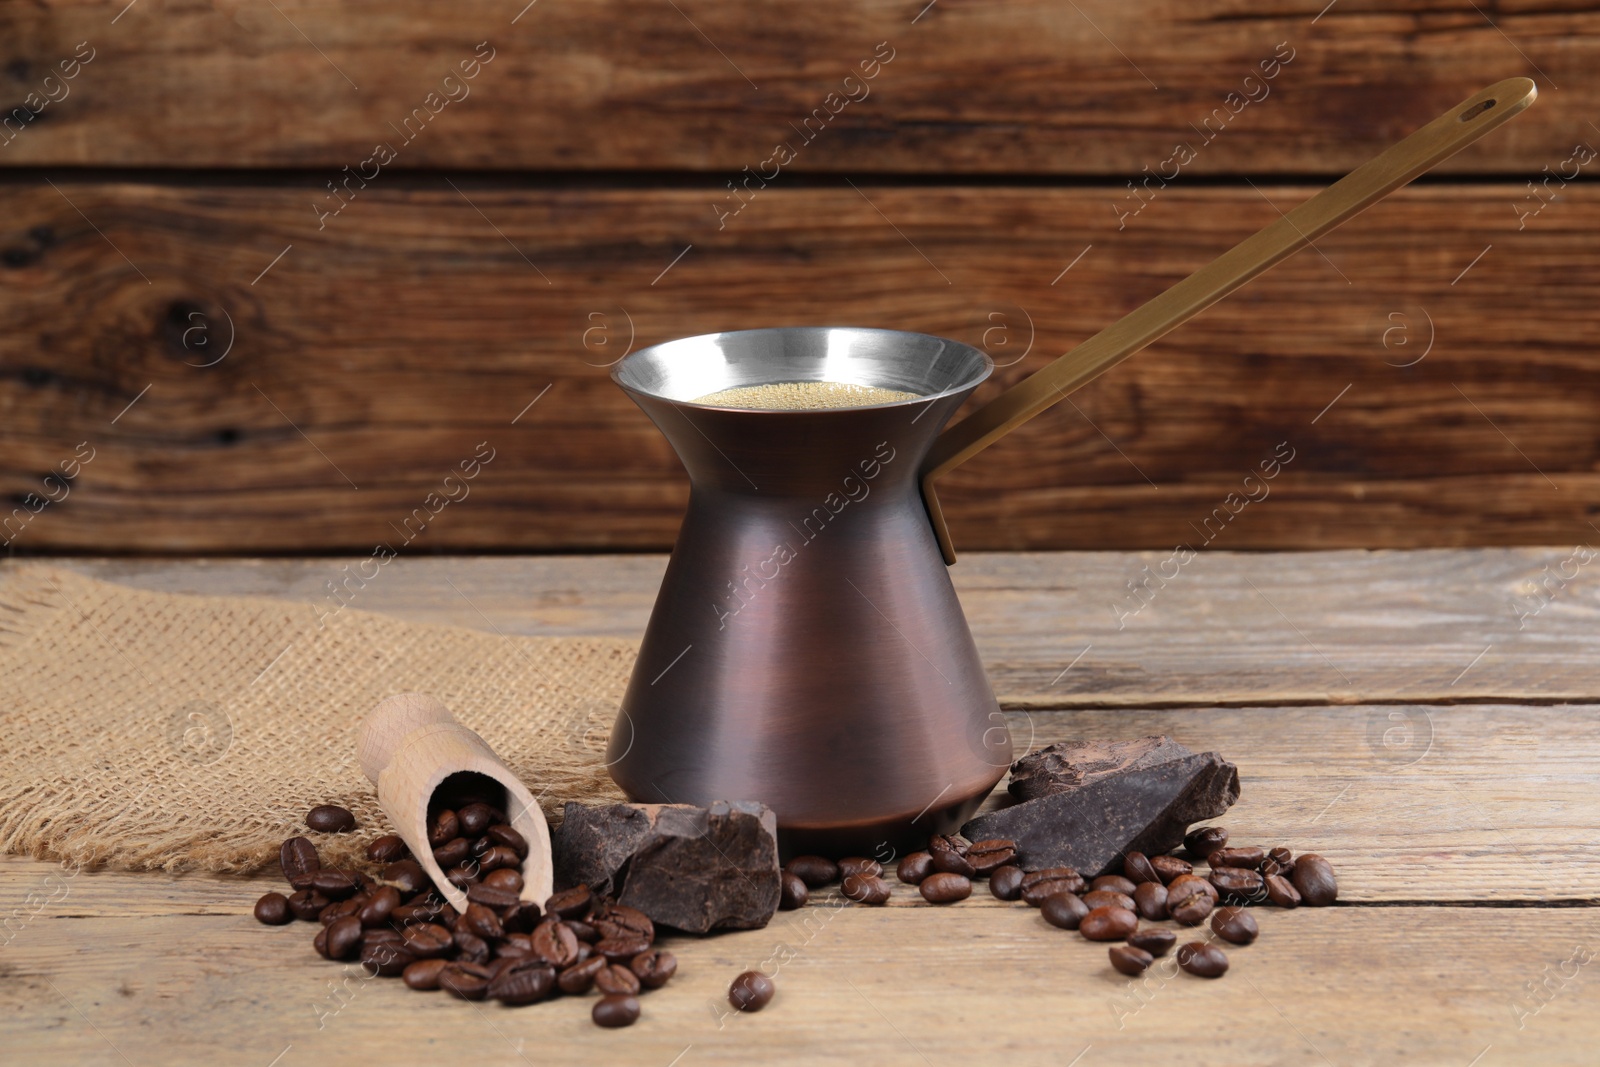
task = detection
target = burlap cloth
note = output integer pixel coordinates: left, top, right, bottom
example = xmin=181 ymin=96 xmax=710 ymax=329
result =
xmin=0 ymin=565 xmax=635 ymax=873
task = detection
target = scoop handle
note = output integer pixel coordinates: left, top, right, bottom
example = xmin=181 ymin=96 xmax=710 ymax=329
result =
xmin=921 ymin=77 xmax=1538 ymax=564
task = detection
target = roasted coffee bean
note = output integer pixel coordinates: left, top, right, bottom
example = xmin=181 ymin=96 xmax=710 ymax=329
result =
xmin=365 ymin=834 xmax=407 ymax=864
xmin=400 ymin=923 xmax=454 ymax=959
xmin=1133 ymin=881 xmax=1168 ymax=921
xmin=391 ymin=895 xmax=447 ymax=924
xmin=1263 ymin=846 xmax=1295 ymax=877
xmin=325 ymin=915 xmax=363 ymax=960
xmin=462 ymin=902 xmax=504 ymax=941
xmin=631 ymin=950 xmax=677 ymax=990
xmin=486 ymin=823 xmax=529 ymax=858
xmin=1092 ymin=874 xmax=1138 ymax=896
xmin=919 ymin=872 xmax=972 ymax=904
xmin=458 ymin=802 xmax=498 ymax=837
xmin=1122 ymin=851 xmax=1159 ymax=885
xmin=307 ymin=869 xmax=359 ymax=900
xmin=446 ymin=865 xmax=479 ymax=890
xmin=1149 ymin=855 xmax=1194 ymax=883
xmin=254 ymin=892 xmax=292 ymax=925
xmin=490 ymin=961 xmax=557 ymax=1006
xmin=381 ymin=858 xmax=429 ymax=897
xmin=358 ymin=886 xmax=401 ymax=927
xmin=483 ymin=867 xmax=523 ymax=893
xmin=567 ymin=919 xmax=599 ymax=943
xmin=728 ymin=970 xmax=775 ymax=1012
xmin=840 ymin=873 xmax=891 ymax=905
xmin=1211 ymin=905 xmax=1260 ymax=945
xmin=532 ymin=920 xmax=581 ymax=968
xmin=402 ymin=958 xmax=449 ymax=991
xmin=1209 ymin=866 xmax=1265 ymax=898
xmin=1167 ymin=874 xmax=1218 ymax=904
xmin=287 ymin=888 xmax=329 ymax=922
xmin=597 ymin=936 xmax=653 ymax=963
xmin=280 ymin=836 xmax=321 ymax=889
xmin=1264 ymin=873 xmax=1302 ymax=909
xmin=928 ymin=833 xmax=969 ymax=857
xmin=558 ymin=955 xmax=606 ymax=994
xmin=1184 ymin=825 xmax=1228 ymax=859
xmin=1208 ymin=846 xmax=1266 ymax=871
xmin=837 ymin=857 xmax=882 ymax=880
xmin=1109 ymin=944 xmax=1154 ymax=976
xmin=497 ymin=932 xmax=537 ymax=960
xmin=779 ymin=871 xmax=808 ymax=910
xmin=428 ymin=809 xmax=460 ymax=847
xmin=593 ymin=993 xmax=641 ymax=1028
xmin=453 ymin=930 xmax=492 ymax=965
xmin=965 ymin=839 xmax=1018 ymax=874
xmin=785 ymin=855 xmax=839 ymax=887
xmin=596 ymin=963 xmax=642 ymax=996
xmin=362 ymin=926 xmax=402 ymax=953
xmin=467 ymin=883 xmax=521 ymax=909
xmin=990 ymin=865 xmax=1025 ymax=901
xmin=545 ymin=885 xmax=593 ymax=920
xmin=306 ymin=804 xmax=356 ymax=834
xmin=593 ymin=903 xmax=655 ymax=945
xmin=478 ymin=845 xmax=521 ymax=873
xmin=930 ymin=849 xmax=976 ymax=877
xmin=320 ymin=898 xmax=361 ymax=926
xmin=896 ymin=852 xmax=934 ymax=885
xmin=1020 ymin=867 xmax=1085 ymax=906
xmin=503 ymin=900 xmax=543 ymax=933
xmin=1168 ymin=890 xmax=1216 ymax=926
xmin=1177 ymin=941 xmax=1229 ymax=978
xmin=1079 ymin=905 xmax=1138 ymax=942
xmin=1127 ymin=927 xmax=1177 ymax=957
xmin=1040 ymin=891 xmax=1090 ymax=931
xmin=439 ymin=963 xmax=492 ymax=1000
xmin=432 ymin=837 xmax=471 ymax=870
xmin=1292 ymin=854 xmax=1338 ymax=906
xmin=1083 ymin=889 xmax=1136 ymax=912
xmin=313 ymin=925 xmax=330 ymax=959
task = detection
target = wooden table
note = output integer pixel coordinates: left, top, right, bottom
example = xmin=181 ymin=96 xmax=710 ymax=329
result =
xmin=3 ymin=550 xmax=1597 ymax=1065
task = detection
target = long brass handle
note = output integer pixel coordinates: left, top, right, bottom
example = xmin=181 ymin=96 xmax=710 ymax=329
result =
xmin=922 ymin=77 xmax=1538 ymax=564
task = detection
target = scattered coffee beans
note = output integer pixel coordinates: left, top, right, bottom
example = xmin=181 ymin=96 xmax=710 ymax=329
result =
xmin=366 ymin=834 xmax=407 ymax=863
xmin=254 ymin=892 xmax=292 ymax=925
xmin=837 ymin=857 xmax=883 ymax=880
xmin=1082 ymin=889 xmax=1135 ymax=912
xmin=989 ymin=865 xmax=1024 ymax=901
xmin=897 ymin=852 xmax=934 ymax=885
xmin=1149 ymin=855 xmax=1194 ymax=883
xmin=1264 ymin=873 xmax=1302 ymax=909
xmin=1177 ymin=941 xmax=1229 ymax=978
xmin=306 ymin=804 xmax=357 ymax=833
xmin=1127 ymin=927 xmax=1176 ymax=957
xmin=593 ymin=993 xmax=640 ymax=1027
xmin=1133 ymin=881 xmax=1168 ymax=921
xmin=1123 ymin=851 xmax=1159 ymax=884
xmin=1020 ymin=867 xmax=1085 ymax=906
xmin=919 ymin=872 xmax=972 ymax=904
xmin=779 ymin=871 xmax=809 ymax=910
xmin=965 ymin=839 xmax=1017 ymax=874
xmin=728 ymin=970 xmax=775 ymax=1012
xmin=280 ymin=836 xmax=320 ymax=889
xmin=1040 ymin=892 xmax=1090 ymax=931
xmin=1091 ymin=875 xmax=1137 ymax=896
xmin=1292 ymin=854 xmax=1339 ymax=906
xmin=1208 ymin=846 xmax=1265 ymax=871
xmin=1211 ymin=906 xmax=1259 ymax=945
xmin=1184 ymin=825 xmax=1228 ymax=859
xmin=841 ymin=873 xmax=891 ymax=905
xmin=1079 ymin=905 xmax=1138 ymax=942
xmin=1109 ymin=944 xmax=1154 ymax=976
xmin=786 ymin=855 xmax=839 ymax=887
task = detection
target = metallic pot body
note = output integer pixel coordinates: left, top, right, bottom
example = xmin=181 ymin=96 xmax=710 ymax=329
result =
xmin=607 ymin=327 xmax=1010 ymax=857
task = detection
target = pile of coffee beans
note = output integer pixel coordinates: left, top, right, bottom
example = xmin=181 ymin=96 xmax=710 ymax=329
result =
xmin=255 ymin=802 xmax=675 ymax=1029
xmin=790 ymin=824 xmax=1337 ymax=982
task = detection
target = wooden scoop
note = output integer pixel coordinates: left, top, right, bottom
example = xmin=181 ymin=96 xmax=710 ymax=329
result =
xmin=920 ymin=77 xmax=1538 ymax=563
xmin=357 ymin=693 xmax=553 ymax=913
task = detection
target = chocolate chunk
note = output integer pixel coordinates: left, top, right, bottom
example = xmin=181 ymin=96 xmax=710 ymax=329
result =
xmin=553 ymin=800 xmax=780 ymax=933
xmin=962 ymin=736 xmax=1239 ymax=877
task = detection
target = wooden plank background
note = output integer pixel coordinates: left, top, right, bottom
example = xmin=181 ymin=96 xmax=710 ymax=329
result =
xmin=2 ymin=1 xmax=1596 ymax=553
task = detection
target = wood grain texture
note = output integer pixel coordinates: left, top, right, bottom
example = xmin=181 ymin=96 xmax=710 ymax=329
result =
xmin=30 ymin=549 xmax=1600 ymax=707
xmin=0 ymin=0 xmax=1592 ymax=174
xmin=2 ymin=182 xmax=1595 ymax=552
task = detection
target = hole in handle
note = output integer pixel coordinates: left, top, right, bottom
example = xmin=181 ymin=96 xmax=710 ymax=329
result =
xmin=1459 ymin=98 xmax=1497 ymax=122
